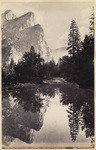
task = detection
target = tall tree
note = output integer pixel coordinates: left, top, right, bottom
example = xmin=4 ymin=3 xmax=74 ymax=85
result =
xmin=67 ymin=19 xmax=81 ymax=55
xmin=89 ymin=7 xmax=94 ymax=37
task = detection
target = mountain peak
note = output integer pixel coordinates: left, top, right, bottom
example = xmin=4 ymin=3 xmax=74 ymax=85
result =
xmin=4 ymin=10 xmax=12 ymax=14
xmin=18 ymin=12 xmax=35 ymax=27
xmin=3 ymin=10 xmax=16 ymax=20
xmin=25 ymin=12 xmax=34 ymax=16
xmin=20 ymin=12 xmax=34 ymax=18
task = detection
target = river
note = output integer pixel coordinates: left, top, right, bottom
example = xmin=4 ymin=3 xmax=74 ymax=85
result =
xmin=2 ymin=81 xmax=94 ymax=148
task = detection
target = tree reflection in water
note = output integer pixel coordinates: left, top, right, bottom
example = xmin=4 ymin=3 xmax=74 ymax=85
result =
xmin=80 ymin=102 xmax=94 ymax=139
xmin=60 ymin=84 xmax=94 ymax=142
xmin=67 ymin=104 xmax=79 ymax=142
xmin=11 ymin=88 xmax=44 ymax=113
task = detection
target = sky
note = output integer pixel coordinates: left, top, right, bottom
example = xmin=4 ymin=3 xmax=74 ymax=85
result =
xmin=1 ymin=2 xmax=93 ymax=49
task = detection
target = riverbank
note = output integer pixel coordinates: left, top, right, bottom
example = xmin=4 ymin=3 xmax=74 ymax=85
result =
xmin=2 ymin=77 xmax=80 ymax=91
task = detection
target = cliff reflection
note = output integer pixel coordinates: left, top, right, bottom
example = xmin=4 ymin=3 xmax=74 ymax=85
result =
xmin=2 ymin=87 xmax=51 ymax=145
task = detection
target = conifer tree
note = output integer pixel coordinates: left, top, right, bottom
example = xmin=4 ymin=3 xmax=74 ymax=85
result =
xmin=67 ymin=19 xmax=81 ymax=55
xmin=89 ymin=7 xmax=94 ymax=37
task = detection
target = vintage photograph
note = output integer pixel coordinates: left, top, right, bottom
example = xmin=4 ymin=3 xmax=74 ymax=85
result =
xmin=1 ymin=1 xmax=95 ymax=149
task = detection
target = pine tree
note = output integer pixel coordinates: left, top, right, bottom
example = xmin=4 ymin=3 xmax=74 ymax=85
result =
xmin=89 ymin=7 xmax=94 ymax=37
xmin=67 ymin=19 xmax=81 ymax=56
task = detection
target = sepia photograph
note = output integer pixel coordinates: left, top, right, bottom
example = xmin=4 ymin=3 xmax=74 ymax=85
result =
xmin=1 ymin=0 xmax=95 ymax=149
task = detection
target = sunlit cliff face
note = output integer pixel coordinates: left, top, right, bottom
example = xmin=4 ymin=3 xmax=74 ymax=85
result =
xmin=2 ymin=10 xmax=51 ymax=67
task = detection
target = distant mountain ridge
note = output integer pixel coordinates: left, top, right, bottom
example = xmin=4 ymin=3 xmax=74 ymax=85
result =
xmin=2 ymin=10 xmax=51 ymax=67
xmin=51 ymin=47 xmax=68 ymax=63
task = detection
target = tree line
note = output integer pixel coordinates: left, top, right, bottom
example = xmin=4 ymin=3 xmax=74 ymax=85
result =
xmin=2 ymin=8 xmax=94 ymax=89
xmin=2 ymin=46 xmax=58 ymax=85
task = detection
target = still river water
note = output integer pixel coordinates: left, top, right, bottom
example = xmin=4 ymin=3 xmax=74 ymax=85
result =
xmin=2 ymin=81 xmax=94 ymax=148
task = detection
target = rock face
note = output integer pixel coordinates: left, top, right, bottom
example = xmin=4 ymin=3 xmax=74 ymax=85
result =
xmin=2 ymin=10 xmax=51 ymax=67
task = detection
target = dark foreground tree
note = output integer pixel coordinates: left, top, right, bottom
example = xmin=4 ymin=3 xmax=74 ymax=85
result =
xmin=43 ymin=59 xmax=58 ymax=78
xmin=76 ymin=35 xmax=94 ymax=88
xmin=67 ymin=19 xmax=81 ymax=56
xmin=14 ymin=46 xmax=44 ymax=83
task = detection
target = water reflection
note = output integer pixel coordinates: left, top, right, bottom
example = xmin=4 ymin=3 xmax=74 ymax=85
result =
xmin=60 ymin=85 xmax=94 ymax=142
xmin=67 ymin=104 xmax=79 ymax=142
xmin=2 ymin=84 xmax=94 ymax=146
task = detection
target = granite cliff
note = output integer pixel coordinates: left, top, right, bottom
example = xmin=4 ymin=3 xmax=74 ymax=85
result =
xmin=2 ymin=10 xmax=51 ymax=67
